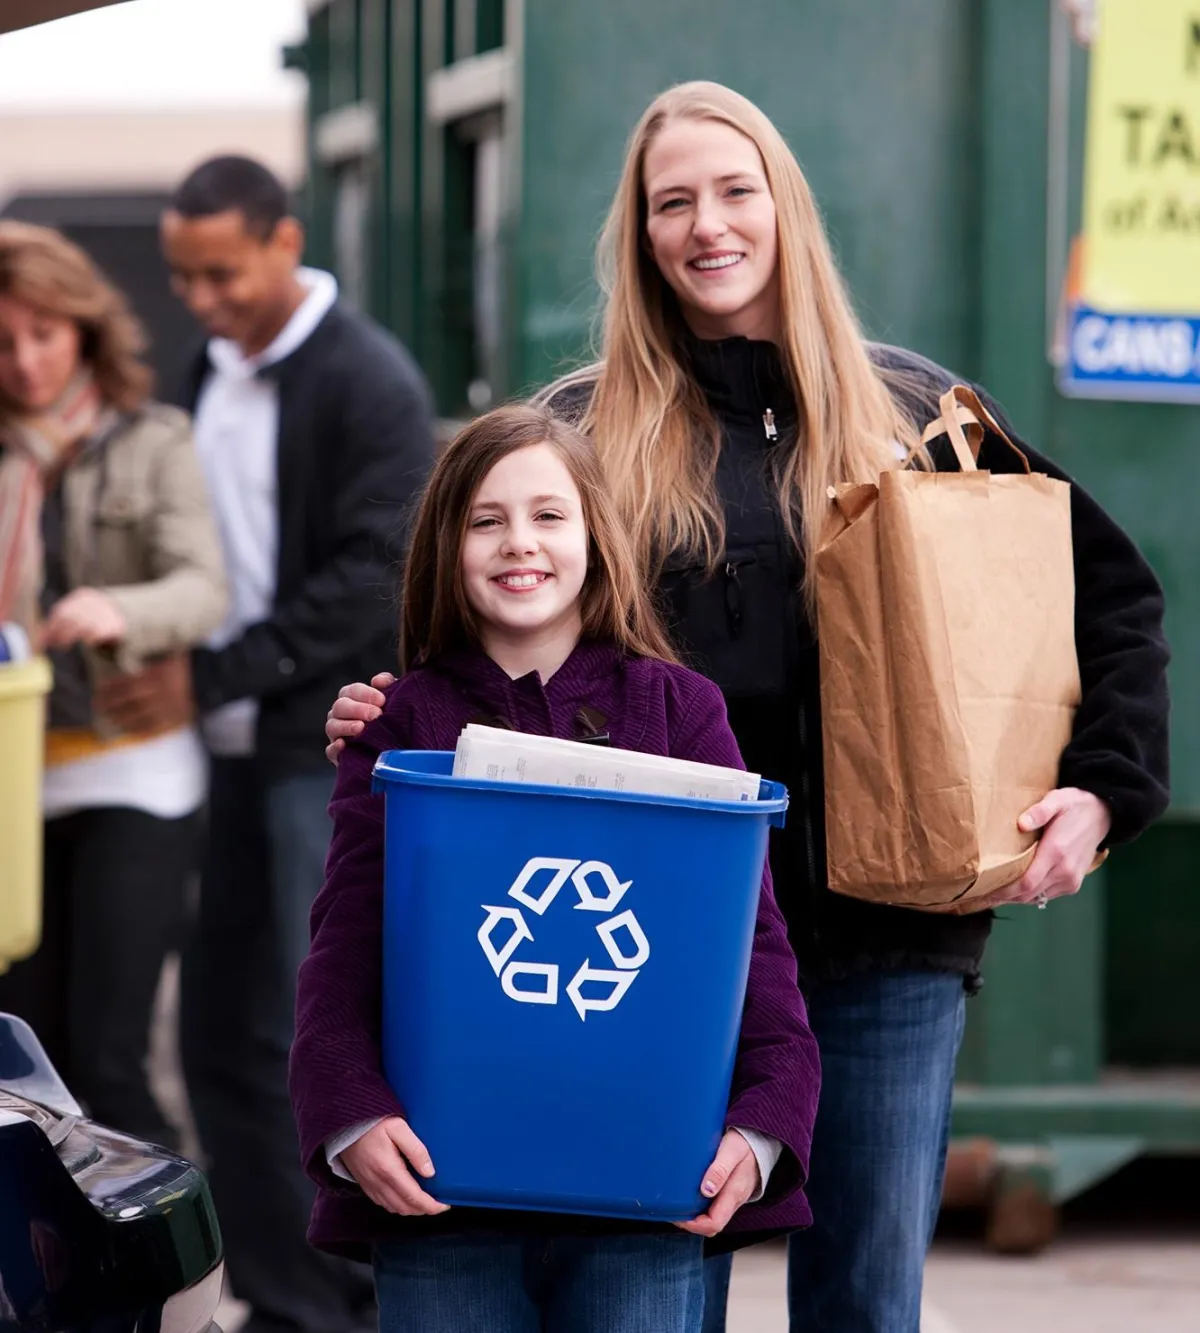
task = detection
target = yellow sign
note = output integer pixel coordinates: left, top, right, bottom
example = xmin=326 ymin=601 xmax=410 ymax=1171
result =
xmin=1082 ymin=0 xmax=1200 ymax=314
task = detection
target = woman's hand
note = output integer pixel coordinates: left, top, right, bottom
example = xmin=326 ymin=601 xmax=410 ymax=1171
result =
xmin=675 ymin=1130 xmax=761 ymax=1238
xmin=971 ymin=787 xmax=1112 ymax=911
xmin=338 ymin=1116 xmax=450 ymax=1217
xmin=39 ymin=588 xmax=126 ymax=650
xmin=325 ymin=673 xmax=395 ymax=764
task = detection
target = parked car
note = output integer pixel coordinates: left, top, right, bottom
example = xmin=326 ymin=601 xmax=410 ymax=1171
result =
xmin=0 ymin=1013 xmax=222 ymax=1332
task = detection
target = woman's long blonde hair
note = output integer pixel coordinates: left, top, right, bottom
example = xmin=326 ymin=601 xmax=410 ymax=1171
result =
xmin=0 ymin=221 xmax=152 ymax=415
xmin=548 ymin=81 xmax=919 ymax=612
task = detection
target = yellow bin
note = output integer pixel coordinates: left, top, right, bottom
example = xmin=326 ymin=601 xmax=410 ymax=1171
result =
xmin=0 ymin=656 xmax=52 ymax=975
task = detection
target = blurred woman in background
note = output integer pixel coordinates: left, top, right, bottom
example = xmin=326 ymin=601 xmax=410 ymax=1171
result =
xmin=0 ymin=221 xmax=226 ymax=1147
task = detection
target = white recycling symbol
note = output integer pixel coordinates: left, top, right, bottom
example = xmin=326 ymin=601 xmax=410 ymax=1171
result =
xmin=477 ymin=857 xmax=650 ymax=1021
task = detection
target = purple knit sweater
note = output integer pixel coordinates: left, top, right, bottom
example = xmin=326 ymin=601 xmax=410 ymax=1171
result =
xmin=289 ymin=639 xmax=820 ymax=1258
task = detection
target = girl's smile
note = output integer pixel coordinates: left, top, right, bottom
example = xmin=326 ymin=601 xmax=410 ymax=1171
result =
xmin=493 ymin=568 xmax=552 ymax=591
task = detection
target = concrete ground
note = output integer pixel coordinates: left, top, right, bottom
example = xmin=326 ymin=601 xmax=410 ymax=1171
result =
xmin=727 ymin=1235 xmax=1200 ymax=1333
xmin=215 ymin=1231 xmax=1200 ymax=1331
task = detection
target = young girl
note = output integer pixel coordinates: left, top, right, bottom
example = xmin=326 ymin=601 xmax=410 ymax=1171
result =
xmin=289 ymin=402 xmax=819 ymax=1333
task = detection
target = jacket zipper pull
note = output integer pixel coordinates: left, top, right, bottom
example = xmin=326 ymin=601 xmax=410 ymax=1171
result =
xmin=724 ymin=561 xmax=744 ymax=636
xmin=762 ymin=408 xmax=778 ymax=440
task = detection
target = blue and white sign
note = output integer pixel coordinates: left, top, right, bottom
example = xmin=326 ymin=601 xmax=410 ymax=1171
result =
xmin=1060 ymin=304 xmax=1200 ymax=402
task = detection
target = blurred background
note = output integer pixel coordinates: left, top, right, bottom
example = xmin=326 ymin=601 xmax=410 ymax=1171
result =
xmin=0 ymin=0 xmax=305 ymax=390
xmin=1 ymin=1 xmax=1198 ymax=1329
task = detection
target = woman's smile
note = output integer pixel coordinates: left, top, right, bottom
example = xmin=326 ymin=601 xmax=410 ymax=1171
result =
xmin=689 ymin=250 xmax=746 ymax=274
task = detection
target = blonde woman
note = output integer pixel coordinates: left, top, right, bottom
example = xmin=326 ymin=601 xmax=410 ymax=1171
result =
xmin=325 ymin=83 xmax=1169 ymax=1332
xmin=0 ymin=221 xmax=226 ymax=1147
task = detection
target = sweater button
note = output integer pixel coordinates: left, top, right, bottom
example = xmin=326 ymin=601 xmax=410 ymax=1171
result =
xmin=278 ymin=657 xmax=296 ymax=675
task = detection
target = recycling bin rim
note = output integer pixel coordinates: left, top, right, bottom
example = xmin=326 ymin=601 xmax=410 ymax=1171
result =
xmin=0 ymin=657 xmax=52 ymax=703
xmin=372 ymin=749 xmax=789 ymax=827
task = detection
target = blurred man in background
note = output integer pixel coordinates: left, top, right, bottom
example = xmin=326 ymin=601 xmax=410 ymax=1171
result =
xmin=100 ymin=155 xmax=435 ymax=1333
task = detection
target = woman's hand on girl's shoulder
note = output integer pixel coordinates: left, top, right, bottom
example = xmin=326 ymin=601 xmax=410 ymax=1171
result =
xmin=337 ymin=1116 xmax=450 ymax=1217
xmin=325 ymin=673 xmax=396 ymax=764
xmin=675 ymin=1130 xmax=761 ymax=1238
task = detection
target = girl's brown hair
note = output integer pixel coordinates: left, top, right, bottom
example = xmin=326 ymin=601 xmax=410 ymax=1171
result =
xmin=0 ymin=220 xmax=152 ymax=414
xmin=400 ymin=402 xmax=679 ymax=672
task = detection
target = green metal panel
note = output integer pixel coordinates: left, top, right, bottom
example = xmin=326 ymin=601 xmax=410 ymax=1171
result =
xmin=412 ymin=0 xmax=515 ymax=414
xmin=956 ymin=823 xmax=1200 ymax=1091
xmin=1043 ymin=1136 xmax=1143 ymax=1205
xmin=441 ymin=0 xmax=456 ymax=64
xmin=301 ymin=3 xmax=335 ymax=272
xmin=952 ymin=1080 xmax=1200 ymax=1151
xmin=448 ymin=0 xmax=503 ymax=58
xmin=450 ymin=0 xmax=469 ymax=61
xmin=360 ymin=0 xmax=388 ymax=326
xmin=956 ymin=883 xmax=1104 ymax=1088
xmin=476 ymin=0 xmax=504 ymax=54
xmin=328 ymin=0 xmax=362 ymax=108
xmin=385 ymin=0 xmax=424 ymax=354
xmin=976 ymin=0 xmax=1052 ymax=444
xmin=299 ymin=0 xmax=425 ymax=351
xmin=417 ymin=0 xmax=455 ymax=408
xmin=432 ymin=124 xmax=480 ymax=411
xmin=1046 ymin=400 xmax=1199 ymax=817
xmin=1105 ymin=822 xmax=1200 ymax=1066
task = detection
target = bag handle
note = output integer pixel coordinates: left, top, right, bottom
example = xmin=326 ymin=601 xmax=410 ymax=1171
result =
xmin=916 ymin=403 xmax=983 ymax=472
xmin=909 ymin=385 xmax=1032 ymax=475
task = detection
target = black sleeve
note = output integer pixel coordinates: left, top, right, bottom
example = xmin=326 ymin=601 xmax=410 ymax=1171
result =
xmin=540 ymin=378 xmax=595 ymax=422
xmin=965 ymin=387 xmax=1171 ymax=846
xmin=191 ymin=348 xmax=436 ymax=708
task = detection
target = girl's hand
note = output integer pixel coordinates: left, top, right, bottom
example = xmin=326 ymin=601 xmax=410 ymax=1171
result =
xmin=338 ymin=1116 xmax=450 ymax=1217
xmin=970 ymin=788 xmax=1112 ymax=911
xmin=675 ymin=1130 xmax=761 ymax=1238
xmin=325 ymin=674 xmax=395 ymax=764
xmin=39 ymin=588 xmax=126 ymax=650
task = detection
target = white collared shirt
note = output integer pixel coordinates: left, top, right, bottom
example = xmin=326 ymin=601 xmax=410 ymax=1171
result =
xmin=193 ymin=268 xmax=339 ymax=756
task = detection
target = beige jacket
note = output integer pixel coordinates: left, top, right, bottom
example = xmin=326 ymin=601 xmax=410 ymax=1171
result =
xmin=61 ymin=402 xmax=227 ymax=677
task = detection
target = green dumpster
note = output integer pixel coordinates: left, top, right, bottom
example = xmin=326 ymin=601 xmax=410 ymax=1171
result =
xmin=296 ymin=0 xmax=1200 ymax=1250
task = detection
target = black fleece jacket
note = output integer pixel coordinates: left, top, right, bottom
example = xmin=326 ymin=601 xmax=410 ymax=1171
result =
xmin=553 ymin=338 xmax=1170 ymax=986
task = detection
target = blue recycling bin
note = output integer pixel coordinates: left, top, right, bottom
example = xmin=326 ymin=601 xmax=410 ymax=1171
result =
xmin=372 ymin=750 xmax=788 ymax=1221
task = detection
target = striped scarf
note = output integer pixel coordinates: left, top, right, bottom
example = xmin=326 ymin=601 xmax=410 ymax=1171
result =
xmin=0 ymin=370 xmax=107 ymax=632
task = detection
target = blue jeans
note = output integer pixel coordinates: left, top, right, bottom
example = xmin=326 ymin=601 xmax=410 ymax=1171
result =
xmin=702 ymin=969 xmax=966 ymax=1333
xmin=375 ymin=1231 xmax=705 ymax=1333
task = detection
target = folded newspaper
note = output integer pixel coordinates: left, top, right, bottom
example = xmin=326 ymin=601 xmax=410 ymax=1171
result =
xmin=453 ymin=725 xmax=761 ymax=802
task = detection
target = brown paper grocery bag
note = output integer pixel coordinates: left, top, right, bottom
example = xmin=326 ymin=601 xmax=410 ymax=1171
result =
xmin=815 ymin=385 xmax=1080 ymax=912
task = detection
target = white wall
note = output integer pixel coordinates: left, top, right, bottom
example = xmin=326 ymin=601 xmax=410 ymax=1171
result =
xmin=0 ymin=108 xmax=305 ymax=206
